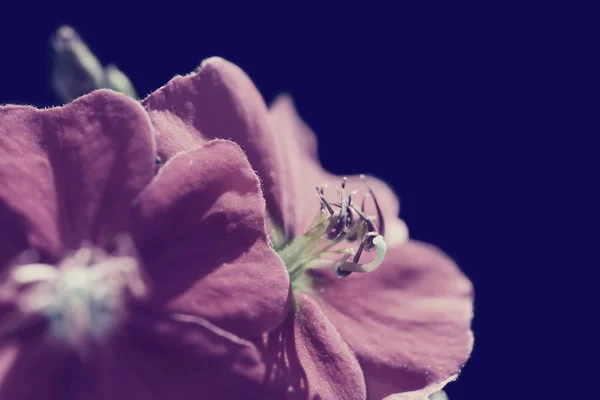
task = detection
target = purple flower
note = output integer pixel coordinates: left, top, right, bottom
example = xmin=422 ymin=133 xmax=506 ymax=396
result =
xmin=0 ymin=90 xmax=290 ymax=399
xmin=143 ymin=57 xmax=474 ymax=399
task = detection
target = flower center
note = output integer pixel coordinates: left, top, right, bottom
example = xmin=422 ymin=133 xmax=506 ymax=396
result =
xmin=0 ymin=238 xmax=147 ymax=351
xmin=276 ymin=176 xmax=387 ymax=290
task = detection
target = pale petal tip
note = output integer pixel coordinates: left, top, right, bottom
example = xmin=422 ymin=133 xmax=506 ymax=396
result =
xmin=386 ymin=218 xmax=410 ymax=247
xmin=199 ymin=56 xmax=228 ymax=68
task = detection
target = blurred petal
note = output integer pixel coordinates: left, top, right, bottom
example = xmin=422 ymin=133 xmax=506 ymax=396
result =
xmin=268 ymin=95 xmax=319 ymax=163
xmin=0 ymin=334 xmax=83 ymax=399
xmin=0 ymin=203 xmax=30 ymax=271
xmin=0 ymin=310 xmax=278 ymax=399
xmin=268 ymin=94 xmax=401 ymax=238
xmin=143 ymin=57 xmax=289 ymax=233
xmin=261 ymin=293 xmax=366 ymax=400
xmin=0 ymin=342 xmax=20 ymax=386
xmin=0 ymin=90 xmax=155 ymax=266
xmin=132 ymin=140 xmax=291 ymax=337
xmin=97 ymin=309 xmax=278 ymax=399
xmin=311 ymin=241 xmax=473 ymax=398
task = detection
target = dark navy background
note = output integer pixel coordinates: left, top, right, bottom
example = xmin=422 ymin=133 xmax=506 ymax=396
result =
xmin=0 ymin=3 xmax=588 ymax=399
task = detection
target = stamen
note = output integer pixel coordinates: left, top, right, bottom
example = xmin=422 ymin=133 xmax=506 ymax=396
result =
xmin=338 ymin=234 xmax=387 ymax=274
xmin=0 ymin=241 xmax=147 ymax=350
xmin=316 ymin=186 xmax=334 ymax=215
xmin=333 ymin=250 xmax=356 ymax=278
xmin=305 ymin=248 xmax=354 ymax=269
xmin=279 ymin=176 xmax=390 ymax=284
xmin=11 ymin=264 xmax=58 ymax=285
xmin=349 ymin=203 xmax=377 ymax=235
xmin=327 ymin=177 xmax=348 ymax=240
xmin=360 ymin=174 xmax=385 ymax=236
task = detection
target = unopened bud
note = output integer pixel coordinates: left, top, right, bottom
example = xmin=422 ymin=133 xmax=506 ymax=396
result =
xmin=50 ymin=26 xmax=137 ymax=102
xmin=51 ymin=26 xmax=104 ymax=102
xmin=103 ymin=64 xmax=138 ymax=99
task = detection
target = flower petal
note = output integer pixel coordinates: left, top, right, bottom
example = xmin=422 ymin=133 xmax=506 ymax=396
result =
xmin=131 ymin=140 xmax=291 ymax=338
xmin=0 ymin=310 xmax=279 ymax=399
xmin=0 ymin=342 xmax=20 ymax=387
xmin=96 ymin=309 xmax=279 ymax=399
xmin=143 ymin=57 xmax=290 ymax=234
xmin=0 ymin=335 xmax=79 ymax=399
xmin=268 ymin=94 xmax=401 ymax=238
xmin=0 ymin=89 xmax=155 ymax=266
xmin=384 ymin=377 xmax=456 ymax=400
xmin=261 ymin=293 xmax=366 ymax=400
xmin=310 ymin=241 xmax=473 ymax=398
xmin=0 ymin=204 xmax=30 ymax=270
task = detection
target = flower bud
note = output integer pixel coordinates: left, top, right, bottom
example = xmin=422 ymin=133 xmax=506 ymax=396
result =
xmin=50 ymin=25 xmax=137 ymax=102
xmin=104 ymin=64 xmax=138 ymax=99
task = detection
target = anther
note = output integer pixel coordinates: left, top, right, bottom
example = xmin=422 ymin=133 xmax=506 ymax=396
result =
xmin=349 ymin=204 xmax=377 ymax=235
xmin=345 ymin=190 xmax=358 ymax=229
xmin=327 ymin=178 xmax=349 ymax=240
xmin=316 ymin=186 xmax=334 ymax=215
xmin=360 ymin=175 xmax=385 ymax=236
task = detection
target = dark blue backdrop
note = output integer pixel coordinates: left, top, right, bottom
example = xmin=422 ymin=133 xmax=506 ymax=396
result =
xmin=0 ymin=3 xmax=586 ymax=399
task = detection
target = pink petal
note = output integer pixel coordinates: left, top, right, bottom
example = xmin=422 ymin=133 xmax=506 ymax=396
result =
xmin=0 ymin=310 xmax=279 ymax=399
xmin=0 ymin=342 xmax=19 ymax=387
xmin=261 ymin=293 xmax=367 ymax=400
xmin=0 ymin=90 xmax=155 ymax=266
xmin=310 ymin=241 xmax=474 ymax=398
xmin=96 ymin=309 xmax=280 ymax=399
xmin=268 ymin=94 xmax=401 ymax=238
xmin=131 ymin=140 xmax=291 ymax=338
xmin=143 ymin=57 xmax=290 ymax=234
xmin=0 ymin=335 xmax=83 ymax=399
xmin=0 ymin=205 xmax=29 ymax=271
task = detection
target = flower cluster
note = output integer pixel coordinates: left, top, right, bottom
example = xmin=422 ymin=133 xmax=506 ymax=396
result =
xmin=0 ymin=31 xmax=473 ymax=400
